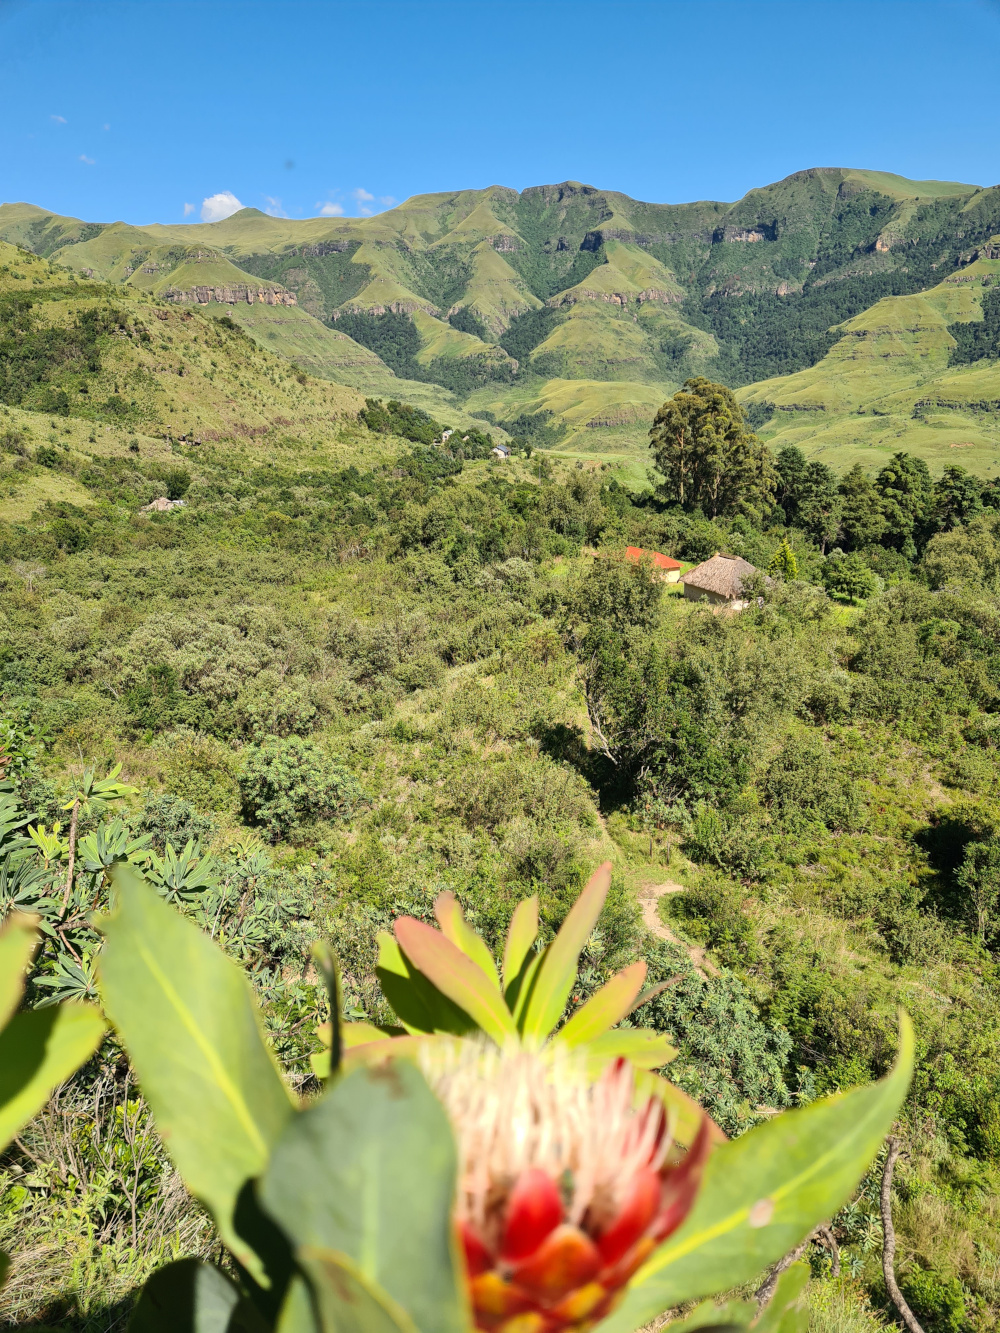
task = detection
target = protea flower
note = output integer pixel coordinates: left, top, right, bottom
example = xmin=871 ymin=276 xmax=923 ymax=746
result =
xmin=318 ymin=863 xmax=722 ymax=1326
xmin=420 ymin=1041 xmax=713 ymax=1333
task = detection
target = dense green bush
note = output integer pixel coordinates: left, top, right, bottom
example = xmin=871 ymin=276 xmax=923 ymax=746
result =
xmin=238 ymin=735 xmax=362 ymax=839
xmin=898 ymin=1265 xmax=973 ymax=1333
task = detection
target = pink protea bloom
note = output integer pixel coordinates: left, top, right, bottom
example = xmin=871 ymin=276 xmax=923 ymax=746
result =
xmin=420 ymin=1043 xmax=713 ymax=1333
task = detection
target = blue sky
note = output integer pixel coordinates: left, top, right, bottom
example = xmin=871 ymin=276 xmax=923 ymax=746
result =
xmin=2 ymin=0 xmax=999 ymax=225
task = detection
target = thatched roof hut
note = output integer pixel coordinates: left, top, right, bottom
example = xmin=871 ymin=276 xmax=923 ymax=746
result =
xmin=682 ymin=552 xmax=758 ymax=607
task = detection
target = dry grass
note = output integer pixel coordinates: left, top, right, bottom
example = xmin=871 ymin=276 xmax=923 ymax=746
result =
xmin=806 ymin=1277 xmax=887 ymax=1333
xmin=0 ymin=1075 xmax=214 ymax=1328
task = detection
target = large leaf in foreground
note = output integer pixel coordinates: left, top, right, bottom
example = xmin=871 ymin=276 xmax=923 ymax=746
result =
xmin=521 ymin=861 xmax=611 ymax=1042
xmin=0 ymin=913 xmax=38 ymax=1029
xmin=501 ymin=894 xmax=538 ymax=990
xmin=98 ymin=865 xmax=295 ymax=1279
xmin=127 ymin=1258 xmax=267 ymax=1333
xmin=658 ymin=1262 xmax=808 ymax=1332
xmin=259 ymin=1061 xmax=466 ymax=1333
xmin=393 ymin=917 xmax=517 ymax=1045
xmin=297 ymin=1248 xmax=416 ymax=1333
xmin=375 ymin=931 xmax=477 ymax=1037
xmin=0 ymin=1004 xmax=104 ymax=1151
xmin=433 ymin=891 xmax=500 ymax=989
xmin=597 ymin=1016 xmax=914 ymax=1331
xmin=557 ymin=960 xmax=648 ymax=1046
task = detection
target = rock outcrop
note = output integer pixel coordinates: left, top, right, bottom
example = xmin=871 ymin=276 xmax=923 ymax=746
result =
xmin=163 ymin=285 xmax=297 ymax=306
xmin=548 ymin=286 xmax=681 ymax=309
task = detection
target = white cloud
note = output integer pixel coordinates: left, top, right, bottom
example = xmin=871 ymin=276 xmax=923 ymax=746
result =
xmin=79 ymin=154 xmax=95 ymax=165
xmin=263 ymin=195 xmax=287 ymax=218
xmin=51 ymin=114 xmax=66 ymax=124
xmin=200 ymin=191 xmax=244 ymax=223
xmin=379 ymin=195 xmax=398 ymax=208
xmin=183 ymin=202 xmax=195 ymax=217
xmin=317 ymin=201 xmax=345 ymax=216
xmin=352 ymin=187 xmax=374 ymax=203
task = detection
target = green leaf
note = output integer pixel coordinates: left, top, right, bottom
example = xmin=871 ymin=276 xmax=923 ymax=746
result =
xmin=660 ymin=1312 xmax=749 ymax=1333
xmin=502 ymin=894 xmax=538 ymax=990
xmin=0 ymin=1251 xmax=9 ymax=1292
xmin=581 ymin=1026 xmax=678 ymax=1071
xmin=521 ymin=861 xmax=611 ymax=1043
xmin=596 ymin=1016 xmax=914 ymax=1332
xmin=127 ymin=1258 xmax=268 ymax=1333
xmin=97 ymin=864 xmax=295 ymax=1281
xmin=434 ymin=891 xmax=500 ymax=989
xmin=311 ymin=942 xmax=342 ymax=1077
xmin=0 ymin=912 xmax=38 ymax=1030
xmin=753 ymin=1264 xmax=809 ymax=1333
xmin=0 ymin=1004 xmax=105 ymax=1152
xmin=509 ymin=948 xmax=544 ymax=1030
xmin=297 ymin=1248 xmax=417 ymax=1333
xmin=394 ymin=917 xmax=518 ymax=1045
xmin=557 ymin=961 xmax=648 ymax=1045
xmin=375 ymin=931 xmax=477 ymax=1037
xmin=274 ymin=1274 xmax=319 ymax=1333
xmin=635 ymin=1070 xmax=727 ymax=1150
xmin=259 ymin=1060 xmax=468 ymax=1333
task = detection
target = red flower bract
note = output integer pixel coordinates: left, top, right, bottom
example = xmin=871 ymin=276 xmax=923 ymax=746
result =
xmin=421 ymin=1045 xmax=714 ymax=1333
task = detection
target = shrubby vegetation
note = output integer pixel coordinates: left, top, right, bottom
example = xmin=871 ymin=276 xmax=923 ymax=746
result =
xmin=948 ymin=285 xmax=1000 ymax=366
xmin=2 ymin=377 xmax=1000 ymax=1327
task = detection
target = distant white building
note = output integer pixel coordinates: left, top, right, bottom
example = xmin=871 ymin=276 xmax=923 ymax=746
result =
xmin=491 ymin=444 xmax=511 ymax=460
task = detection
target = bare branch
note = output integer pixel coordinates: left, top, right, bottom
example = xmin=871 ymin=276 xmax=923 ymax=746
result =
xmin=881 ymin=1136 xmax=925 ymax=1333
xmin=756 ymin=1234 xmax=812 ymax=1308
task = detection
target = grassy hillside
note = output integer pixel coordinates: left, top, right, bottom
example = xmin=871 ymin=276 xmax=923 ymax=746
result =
xmin=213 ymin=300 xmax=511 ymax=434
xmin=0 ymin=240 xmax=384 ymax=520
xmin=741 ymin=249 xmax=1000 ymax=476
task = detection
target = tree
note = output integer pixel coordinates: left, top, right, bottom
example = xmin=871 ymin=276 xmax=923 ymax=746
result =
xmin=649 ymin=377 xmax=777 ymax=519
xmin=932 ymin=464 xmax=982 ymax=532
xmin=797 ymin=463 xmax=841 ymax=552
xmin=838 ymin=465 xmax=886 ymax=550
xmin=822 ymin=552 xmax=880 ymax=604
xmin=577 ymin=552 xmax=664 ymax=635
xmin=768 ymin=538 xmax=798 ymax=581
xmin=875 ymin=452 xmax=933 ymax=556
xmin=774 ymin=446 xmax=840 ymax=550
xmin=956 ymin=836 xmax=1000 ymax=942
xmin=164 ymin=468 xmax=191 ymax=501
xmin=775 ymin=446 xmax=809 ymax=525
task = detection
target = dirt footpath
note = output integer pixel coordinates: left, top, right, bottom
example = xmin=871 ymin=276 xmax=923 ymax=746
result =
xmin=638 ymin=881 xmax=720 ymax=979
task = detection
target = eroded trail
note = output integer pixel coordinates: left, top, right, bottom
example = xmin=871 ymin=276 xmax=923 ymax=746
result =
xmin=638 ymin=881 xmax=720 ymax=979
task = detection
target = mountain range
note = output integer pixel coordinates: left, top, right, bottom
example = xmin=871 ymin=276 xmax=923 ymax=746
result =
xmin=3 ymin=166 xmax=1000 ymax=478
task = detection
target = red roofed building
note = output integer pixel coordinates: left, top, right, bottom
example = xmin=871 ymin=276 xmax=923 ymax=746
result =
xmin=625 ymin=545 xmax=682 ymax=583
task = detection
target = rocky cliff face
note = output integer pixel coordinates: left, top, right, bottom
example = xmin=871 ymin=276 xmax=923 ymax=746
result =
xmin=164 ymin=285 xmax=297 ymax=306
xmin=549 ymin=286 xmax=681 ymax=308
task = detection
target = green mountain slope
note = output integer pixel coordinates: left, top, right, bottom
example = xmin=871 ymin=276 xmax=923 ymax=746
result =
xmin=740 ymin=245 xmax=1000 ymax=476
xmin=5 ymin=167 xmax=1000 ymax=470
xmin=212 ymin=299 xmax=504 ymax=431
xmin=0 ymin=240 xmax=368 ymax=500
